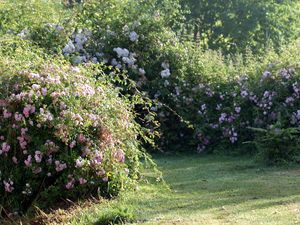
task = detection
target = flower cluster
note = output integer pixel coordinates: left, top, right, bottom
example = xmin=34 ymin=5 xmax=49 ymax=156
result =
xmin=14 ymin=0 xmax=300 ymax=157
xmin=0 ymin=61 xmax=143 ymax=212
xmin=191 ymin=66 xmax=300 ymax=152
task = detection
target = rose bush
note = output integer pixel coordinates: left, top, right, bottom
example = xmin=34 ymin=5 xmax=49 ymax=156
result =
xmin=0 ymin=41 xmax=149 ymax=214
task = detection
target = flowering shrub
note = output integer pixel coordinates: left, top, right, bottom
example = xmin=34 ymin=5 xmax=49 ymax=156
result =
xmin=44 ymin=0 xmax=300 ymax=160
xmin=0 ymin=55 xmax=147 ymax=213
xmin=52 ymin=0 xmax=300 ymax=158
xmin=54 ymin=1 xmax=233 ymax=150
xmin=4 ymin=0 xmax=300 ymax=163
xmin=190 ymin=53 xmax=300 ymax=159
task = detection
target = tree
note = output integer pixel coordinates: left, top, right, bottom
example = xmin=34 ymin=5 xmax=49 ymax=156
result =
xmin=180 ymin=0 xmax=300 ymax=54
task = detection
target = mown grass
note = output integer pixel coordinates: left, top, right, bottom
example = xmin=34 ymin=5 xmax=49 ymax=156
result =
xmin=36 ymin=154 xmax=300 ymax=224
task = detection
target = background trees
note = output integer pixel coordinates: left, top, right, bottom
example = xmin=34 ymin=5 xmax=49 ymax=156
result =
xmin=180 ymin=0 xmax=300 ymax=53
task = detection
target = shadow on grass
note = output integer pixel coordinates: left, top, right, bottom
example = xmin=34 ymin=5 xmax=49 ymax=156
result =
xmin=132 ymin=154 xmax=300 ymax=219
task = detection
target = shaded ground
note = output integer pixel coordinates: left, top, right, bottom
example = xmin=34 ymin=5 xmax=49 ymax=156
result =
xmin=52 ymin=154 xmax=300 ymax=224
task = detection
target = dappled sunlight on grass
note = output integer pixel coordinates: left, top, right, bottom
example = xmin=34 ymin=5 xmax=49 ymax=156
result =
xmin=129 ymin=155 xmax=300 ymax=224
xmin=66 ymin=154 xmax=300 ymax=224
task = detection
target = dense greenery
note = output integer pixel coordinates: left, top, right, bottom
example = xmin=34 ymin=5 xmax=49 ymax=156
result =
xmin=1 ymin=0 xmax=300 ymax=220
xmin=180 ymin=0 xmax=300 ymax=53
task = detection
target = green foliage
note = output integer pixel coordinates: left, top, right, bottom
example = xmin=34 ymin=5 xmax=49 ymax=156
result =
xmin=0 ymin=0 xmax=70 ymax=34
xmin=180 ymin=0 xmax=300 ymax=54
xmin=93 ymin=206 xmax=135 ymax=225
xmin=250 ymin=124 xmax=300 ymax=165
xmin=77 ymin=0 xmax=183 ymax=32
xmin=1 ymin=0 xmax=300 ymax=176
xmin=0 ymin=0 xmax=75 ymax=53
xmin=1 ymin=2 xmax=300 ymax=224
xmin=59 ymin=0 xmax=300 ymax=155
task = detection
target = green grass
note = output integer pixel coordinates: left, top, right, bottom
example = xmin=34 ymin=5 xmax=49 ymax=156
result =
xmin=62 ymin=154 xmax=300 ymax=224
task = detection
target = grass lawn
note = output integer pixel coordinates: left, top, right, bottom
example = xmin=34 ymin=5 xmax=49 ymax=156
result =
xmin=43 ymin=154 xmax=300 ymax=225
